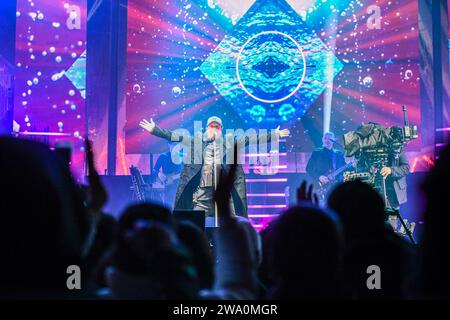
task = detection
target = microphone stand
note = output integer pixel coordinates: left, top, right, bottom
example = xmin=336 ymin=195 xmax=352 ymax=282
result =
xmin=213 ymin=134 xmax=218 ymax=227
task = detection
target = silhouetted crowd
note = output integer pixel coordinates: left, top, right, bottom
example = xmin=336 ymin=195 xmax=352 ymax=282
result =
xmin=0 ymin=136 xmax=449 ymax=299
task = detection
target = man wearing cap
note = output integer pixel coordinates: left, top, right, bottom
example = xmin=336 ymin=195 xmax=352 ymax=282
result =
xmin=139 ymin=116 xmax=290 ymax=219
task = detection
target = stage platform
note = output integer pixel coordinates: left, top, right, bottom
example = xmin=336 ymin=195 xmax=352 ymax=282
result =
xmin=100 ymin=171 xmax=427 ymax=239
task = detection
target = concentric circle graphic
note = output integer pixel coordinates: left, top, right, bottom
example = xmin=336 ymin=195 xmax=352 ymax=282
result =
xmin=236 ymin=31 xmax=306 ymax=104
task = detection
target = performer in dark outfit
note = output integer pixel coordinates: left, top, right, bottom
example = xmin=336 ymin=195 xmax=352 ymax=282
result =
xmin=356 ymin=150 xmax=410 ymax=209
xmin=306 ymin=131 xmax=347 ymax=196
xmin=355 ymin=149 xmax=410 ymax=230
xmin=139 ymin=116 xmax=290 ymax=218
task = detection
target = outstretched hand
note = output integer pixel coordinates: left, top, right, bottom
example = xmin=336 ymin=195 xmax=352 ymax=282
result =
xmin=275 ymin=125 xmax=290 ymax=138
xmin=139 ymin=118 xmax=156 ymax=133
xmin=297 ymin=180 xmax=319 ymax=206
xmin=85 ymin=139 xmax=96 ymax=176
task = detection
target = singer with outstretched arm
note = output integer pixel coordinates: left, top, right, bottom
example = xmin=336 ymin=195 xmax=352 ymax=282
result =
xmin=139 ymin=116 xmax=290 ymax=219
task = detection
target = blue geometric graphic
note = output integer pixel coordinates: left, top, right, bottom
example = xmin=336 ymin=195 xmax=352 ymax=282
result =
xmin=65 ymin=50 xmax=86 ymax=99
xmin=236 ymin=31 xmax=306 ymax=104
xmin=200 ymin=0 xmax=343 ymax=125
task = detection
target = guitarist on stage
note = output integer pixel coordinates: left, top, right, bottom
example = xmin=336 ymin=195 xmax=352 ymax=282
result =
xmin=151 ymin=141 xmax=182 ymax=183
xmin=306 ymin=131 xmax=350 ymax=200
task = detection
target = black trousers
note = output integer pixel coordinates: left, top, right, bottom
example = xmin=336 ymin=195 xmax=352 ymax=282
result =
xmin=192 ymin=186 xmax=235 ymax=217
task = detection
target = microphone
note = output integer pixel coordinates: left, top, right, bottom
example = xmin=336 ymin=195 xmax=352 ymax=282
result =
xmin=330 ymin=137 xmax=343 ymax=149
xmin=205 ymin=130 xmax=216 ymax=143
xmin=210 ymin=131 xmax=217 ymax=142
xmin=402 ymin=105 xmax=408 ymax=126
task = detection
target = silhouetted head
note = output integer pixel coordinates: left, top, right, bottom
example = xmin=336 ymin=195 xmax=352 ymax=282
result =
xmin=420 ymin=144 xmax=450 ymax=297
xmin=265 ymin=205 xmax=343 ymax=299
xmin=114 ymin=202 xmax=173 ymax=274
xmin=235 ymin=216 xmax=262 ymax=266
xmin=0 ymin=137 xmax=90 ymax=298
xmin=422 ymin=144 xmax=450 ymax=225
xmin=327 ymin=180 xmax=386 ymax=242
xmin=328 ymin=181 xmax=413 ymax=299
xmin=109 ymin=202 xmax=198 ymax=299
xmin=176 ymin=221 xmax=214 ymax=290
xmin=118 ymin=203 xmax=172 ymax=233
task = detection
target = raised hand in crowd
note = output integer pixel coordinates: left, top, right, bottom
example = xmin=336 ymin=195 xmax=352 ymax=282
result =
xmin=85 ymin=138 xmax=108 ymax=213
xmin=214 ymin=144 xmax=238 ymax=227
xmin=296 ymin=180 xmax=319 ymax=206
